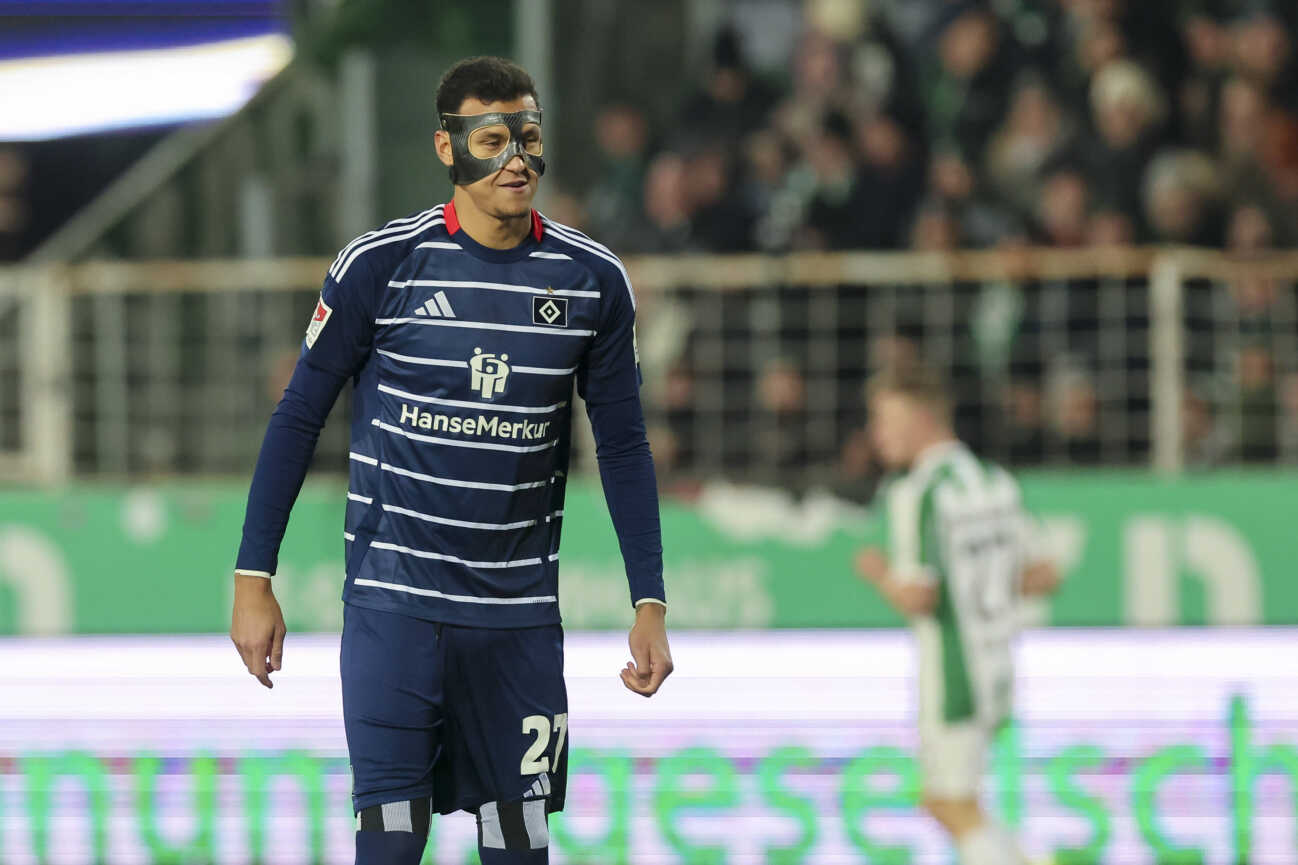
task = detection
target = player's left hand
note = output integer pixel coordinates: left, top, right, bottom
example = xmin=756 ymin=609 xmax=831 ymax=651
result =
xmin=623 ymin=602 xmax=672 ymax=698
xmin=1021 ymin=560 xmax=1061 ymax=596
xmin=854 ymin=547 xmax=890 ymax=584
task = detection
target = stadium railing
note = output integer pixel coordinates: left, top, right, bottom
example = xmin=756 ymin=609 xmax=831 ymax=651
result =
xmin=1 ymin=248 xmax=1296 ymax=484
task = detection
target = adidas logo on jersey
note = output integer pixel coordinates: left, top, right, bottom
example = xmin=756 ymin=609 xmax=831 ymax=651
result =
xmin=414 ymin=291 xmax=456 ymax=318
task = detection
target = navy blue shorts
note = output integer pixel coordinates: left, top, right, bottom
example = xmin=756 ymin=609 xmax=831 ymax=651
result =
xmin=340 ymin=602 xmax=569 ymax=816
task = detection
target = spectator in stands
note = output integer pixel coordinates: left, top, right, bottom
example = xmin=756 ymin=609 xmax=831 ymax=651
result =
xmin=743 ymin=128 xmax=805 ymax=252
xmin=1035 ymin=167 xmax=1091 ymax=247
xmin=1045 ymin=360 xmax=1103 ymax=464
xmin=922 ymin=3 xmax=1015 ymax=166
xmin=853 ymin=111 xmax=926 ymax=248
xmin=1229 ymin=8 xmax=1296 ymax=110
xmin=1179 ymin=8 xmax=1232 ymax=151
xmin=1087 ymin=205 xmax=1137 ymax=244
xmin=1218 ymin=75 xmax=1267 ymax=161
xmin=771 ymin=29 xmax=849 ymax=150
xmin=1084 ymin=59 xmax=1168 ymax=233
xmin=753 ymin=356 xmax=811 ymax=479
xmin=910 ymin=198 xmax=962 ymax=250
xmin=833 ymin=422 xmax=881 ymax=504
xmin=1053 ymin=0 xmax=1129 ymax=108
xmin=1142 ymin=150 xmax=1224 ymax=244
xmin=660 ymin=362 xmax=698 ymax=474
xmin=1282 ymin=372 xmax=1298 ymax=458
xmin=678 ymin=25 xmax=780 ymax=143
xmin=801 ymin=110 xmax=892 ymax=249
xmin=1183 ymin=382 xmax=1232 ymax=466
xmin=685 ymin=145 xmax=754 ymax=252
xmin=538 ymin=184 xmax=587 ymax=234
xmin=1239 ymin=342 xmax=1279 ymax=462
xmin=585 ymin=103 xmax=650 ymax=252
xmin=1004 ymin=380 xmax=1048 ymax=467
xmin=646 ymin=423 xmax=680 ymax=480
xmin=984 ymin=73 xmax=1076 ymax=218
xmin=637 ymin=152 xmax=691 ymax=252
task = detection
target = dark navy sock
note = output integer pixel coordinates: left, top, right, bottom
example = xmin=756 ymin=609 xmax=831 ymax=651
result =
xmin=355 ymin=828 xmax=428 ymax=865
xmin=477 ymin=845 xmax=548 ymax=864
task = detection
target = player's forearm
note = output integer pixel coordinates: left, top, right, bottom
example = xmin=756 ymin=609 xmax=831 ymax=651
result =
xmin=235 ymin=356 xmax=347 ymax=576
xmin=587 ymin=395 xmax=665 ymax=607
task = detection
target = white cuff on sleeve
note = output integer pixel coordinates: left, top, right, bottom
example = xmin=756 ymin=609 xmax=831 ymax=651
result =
xmin=234 ymin=569 xmax=273 ymax=579
xmin=634 ymin=598 xmax=667 ymax=608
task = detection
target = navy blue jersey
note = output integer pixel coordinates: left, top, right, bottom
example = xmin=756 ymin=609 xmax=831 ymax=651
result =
xmin=283 ymin=201 xmax=657 ymax=627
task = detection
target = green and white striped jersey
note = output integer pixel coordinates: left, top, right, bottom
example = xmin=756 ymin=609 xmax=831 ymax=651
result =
xmin=885 ymin=440 xmax=1026 ymax=728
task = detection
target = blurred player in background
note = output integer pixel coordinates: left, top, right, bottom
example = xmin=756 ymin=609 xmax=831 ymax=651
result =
xmin=229 ymin=56 xmax=672 ymax=865
xmin=854 ymin=365 xmax=1059 ymax=865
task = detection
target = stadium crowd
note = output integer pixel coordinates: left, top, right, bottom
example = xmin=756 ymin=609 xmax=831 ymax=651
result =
xmin=561 ymin=0 xmax=1298 ymax=485
xmin=582 ymin=0 xmax=1298 ymax=256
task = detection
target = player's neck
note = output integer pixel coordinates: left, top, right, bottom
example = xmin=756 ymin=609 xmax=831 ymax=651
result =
xmin=451 ymin=191 xmax=533 ymax=250
xmin=909 ymin=432 xmax=959 ymax=467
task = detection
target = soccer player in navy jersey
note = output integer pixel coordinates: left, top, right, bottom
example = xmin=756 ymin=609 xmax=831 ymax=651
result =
xmin=229 ymin=56 xmax=672 ymax=865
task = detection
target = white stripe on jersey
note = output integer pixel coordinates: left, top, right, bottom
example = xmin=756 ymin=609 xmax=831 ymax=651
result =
xmin=529 ymin=251 xmax=572 ymax=260
xmin=347 ymin=451 xmax=378 ymax=466
xmin=541 ymin=218 xmax=637 ymax=310
xmin=351 ymin=453 xmax=557 ymax=492
xmin=513 ymin=363 xmax=578 ymax=375
xmin=329 ymin=205 xmax=443 ymax=278
xmin=374 ymin=316 xmax=594 ymax=337
xmin=416 ymin=241 xmax=462 ymax=251
xmin=381 ymin=502 xmax=563 ymax=531
xmin=381 ymin=461 xmax=553 ymax=491
xmin=375 ymin=349 xmax=467 ymax=368
xmin=377 ymin=348 xmax=575 ymax=376
xmin=344 ymin=531 xmax=356 ymax=541
xmin=354 ymin=577 xmax=557 ymax=605
xmin=377 ymin=382 xmax=567 ymax=414
xmin=334 ymin=214 xmax=447 ymax=280
xmin=387 ymin=278 xmax=600 ymax=299
xmin=372 ymin=418 xmax=559 ymax=453
xmin=366 ymin=541 xmax=545 ymax=570
xmin=347 ymin=492 xmax=373 ymax=504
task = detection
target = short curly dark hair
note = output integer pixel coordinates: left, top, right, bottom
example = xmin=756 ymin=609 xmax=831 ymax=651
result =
xmin=435 ymin=56 xmax=539 ymax=121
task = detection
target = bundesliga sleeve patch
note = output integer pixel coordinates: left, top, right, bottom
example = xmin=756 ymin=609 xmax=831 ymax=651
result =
xmin=304 ymin=295 xmax=332 ymax=348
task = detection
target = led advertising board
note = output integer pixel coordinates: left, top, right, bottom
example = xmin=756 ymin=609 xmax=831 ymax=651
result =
xmin=1 ymin=630 xmax=1294 ymax=863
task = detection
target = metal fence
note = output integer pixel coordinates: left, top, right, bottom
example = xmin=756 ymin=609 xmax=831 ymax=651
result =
xmin=1 ymin=249 xmax=1296 ymax=486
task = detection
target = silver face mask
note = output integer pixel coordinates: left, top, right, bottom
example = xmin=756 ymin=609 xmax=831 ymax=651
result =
xmin=439 ymin=109 xmax=546 ymax=186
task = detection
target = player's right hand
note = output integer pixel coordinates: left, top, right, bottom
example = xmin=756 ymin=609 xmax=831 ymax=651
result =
xmin=230 ymin=573 xmax=287 ymax=689
xmin=891 ymin=582 xmax=938 ymax=617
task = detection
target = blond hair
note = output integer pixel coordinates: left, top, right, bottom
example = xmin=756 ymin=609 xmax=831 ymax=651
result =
xmin=867 ymin=364 xmax=952 ymax=424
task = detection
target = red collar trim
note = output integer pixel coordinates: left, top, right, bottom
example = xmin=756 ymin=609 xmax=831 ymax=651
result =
xmin=443 ymin=200 xmax=545 ymax=242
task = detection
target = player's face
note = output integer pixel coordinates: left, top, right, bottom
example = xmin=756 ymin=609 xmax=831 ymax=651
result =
xmin=438 ymin=95 xmax=541 ymax=219
xmin=869 ymin=391 xmax=921 ymax=469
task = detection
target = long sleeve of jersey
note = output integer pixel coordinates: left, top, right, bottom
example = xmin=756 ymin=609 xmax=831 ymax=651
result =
xmin=587 ymin=395 xmax=665 ymax=606
xmin=236 ymin=260 xmax=380 ymax=576
xmin=578 ymin=265 xmax=665 ymax=608
xmin=234 ymin=357 xmax=348 ymax=575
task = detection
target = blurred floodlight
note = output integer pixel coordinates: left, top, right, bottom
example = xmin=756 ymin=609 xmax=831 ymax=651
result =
xmin=0 ymin=33 xmax=294 ymax=140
